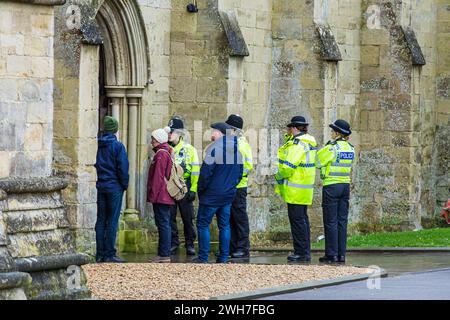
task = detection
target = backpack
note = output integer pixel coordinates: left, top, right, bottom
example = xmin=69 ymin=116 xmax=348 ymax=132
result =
xmin=157 ymin=149 xmax=188 ymax=201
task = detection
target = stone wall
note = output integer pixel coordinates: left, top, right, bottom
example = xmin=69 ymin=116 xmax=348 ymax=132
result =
xmin=168 ymin=0 xmax=229 ymax=139
xmin=53 ymin=1 xmax=100 ymax=254
xmin=0 ymin=178 xmax=91 ymax=300
xmin=0 ymin=0 xmax=91 ymax=300
xmin=119 ymin=0 xmax=450 ymax=249
xmin=2 ymin=0 xmax=445 ymax=259
xmin=0 ymin=1 xmax=54 ymax=178
xmin=434 ymin=0 xmax=450 ymax=213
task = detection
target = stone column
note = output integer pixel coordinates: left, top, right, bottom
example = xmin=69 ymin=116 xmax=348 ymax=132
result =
xmin=110 ymin=98 xmax=121 ymax=124
xmin=106 ymin=87 xmax=127 ymax=140
xmin=123 ymin=88 xmax=143 ymax=221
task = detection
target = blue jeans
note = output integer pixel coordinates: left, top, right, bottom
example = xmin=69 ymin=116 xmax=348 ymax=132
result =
xmin=95 ymin=191 xmax=124 ymax=260
xmin=197 ymin=204 xmax=232 ymax=263
xmin=153 ymin=204 xmax=172 ymax=257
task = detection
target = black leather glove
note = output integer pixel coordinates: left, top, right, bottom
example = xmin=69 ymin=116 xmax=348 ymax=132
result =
xmin=186 ymin=191 xmax=196 ymax=202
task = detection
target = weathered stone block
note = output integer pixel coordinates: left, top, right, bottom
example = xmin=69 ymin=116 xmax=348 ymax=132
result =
xmin=9 ymin=151 xmax=50 ymax=177
xmin=24 ymin=35 xmax=52 ymax=57
xmin=26 ymin=102 xmax=50 ymax=124
xmin=361 ymin=29 xmax=390 ymax=45
xmin=8 ymin=229 xmax=75 ymax=258
xmin=24 ymin=124 xmax=43 ymax=152
xmin=0 ymin=79 xmax=18 ymax=101
xmin=193 ymin=56 xmax=221 ymax=77
xmin=5 ymin=208 xmax=68 ymax=234
xmin=169 ymin=77 xmax=197 ymax=102
xmin=6 ymin=55 xmax=31 ymax=77
xmin=0 ymin=34 xmax=24 ymax=55
xmin=196 ymin=77 xmax=228 ymax=103
xmin=170 ymin=55 xmax=193 ymax=77
xmin=31 ymin=13 xmax=54 ymax=37
xmin=31 ymin=57 xmax=53 ymax=79
xmin=4 ymin=192 xmax=63 ymax=212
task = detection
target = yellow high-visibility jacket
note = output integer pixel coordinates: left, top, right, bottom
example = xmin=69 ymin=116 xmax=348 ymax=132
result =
xmin=275 ymin=133 xmax=317 ymax=205
xmin=172 ymin=138 xmax=200 ymax=192
xmin=316 ymin=139 xmax=355 ymax=186
xmin=237 ymin=136 xmax=253 ymax=189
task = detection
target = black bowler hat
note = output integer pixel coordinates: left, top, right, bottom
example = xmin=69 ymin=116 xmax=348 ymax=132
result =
xmin=168 ymin=117 xmax=184 ymax=131
xmin=225 ymin=114 xmax=244 ymax=130
xmin=211 ymin=122 xmax=233 ymax=135
xmin=330 ymin=119 xmax=352 ymax=135
xmin=287 ymin=116 xmax=309 ymax=127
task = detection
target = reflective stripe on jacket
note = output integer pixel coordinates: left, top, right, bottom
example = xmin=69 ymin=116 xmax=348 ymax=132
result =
xmin=237 ymin=136 xmax=253 ymax=189
xmin=275 ymin=133 xmax=317 ymax=205
xmin=172 ymin=138 xmax=200 ymax=192
xmin=316 ymin=139 xmax=354 ymax=186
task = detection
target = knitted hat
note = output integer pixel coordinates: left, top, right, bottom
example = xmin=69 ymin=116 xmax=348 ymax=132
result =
xmin=104 ymin=116 xmax=119 ymax=133
xmin=151 ymin=127 xmax=171 ymax=144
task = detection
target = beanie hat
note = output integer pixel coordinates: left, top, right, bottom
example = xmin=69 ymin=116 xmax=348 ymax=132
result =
xmin=151 ymin=127 xmax=171 ymax=144
xmin=104 ymin=116 xmax=119 ymax=133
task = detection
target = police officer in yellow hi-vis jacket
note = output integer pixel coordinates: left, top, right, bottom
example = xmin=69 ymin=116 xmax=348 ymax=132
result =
xmin=316 ymin=119 xmax=355 ymax=264
xmin=225 ymin=114 xmax=253 ymax=259
xmin=168 ymin=117 xmax=200 ymax=256
xmin=275 ymin=116 xmax=317 ymax=262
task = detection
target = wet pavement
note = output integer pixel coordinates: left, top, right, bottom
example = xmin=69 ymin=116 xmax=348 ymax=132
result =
xmin=120 ymin=250 xmax=450 ymax=276
xmin=260 ymin=268 xmax=450 ymax=300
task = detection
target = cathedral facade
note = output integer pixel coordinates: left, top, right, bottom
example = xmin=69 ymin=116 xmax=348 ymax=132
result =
xmin=0 ymin=0 xmax=449 ymax=294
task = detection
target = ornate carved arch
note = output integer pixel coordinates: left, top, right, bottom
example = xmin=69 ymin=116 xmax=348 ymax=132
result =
xmin=96 ymin=0 xmax=151 ymax=87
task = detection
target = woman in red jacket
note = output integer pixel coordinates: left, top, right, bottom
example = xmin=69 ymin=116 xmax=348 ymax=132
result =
xmin=147 ymin=127 xmax=175 ymax=263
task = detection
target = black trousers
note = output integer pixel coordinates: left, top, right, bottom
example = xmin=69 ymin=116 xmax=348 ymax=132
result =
xmin=287 ymin=204 xmax=311 ymax=258
xmin=170 ymin=195 xmax=196 ymax=248
xmin=322 ymin=183 xmax=350 ymax=257
xmin=230 ymin=188 xmax=250 ymax=254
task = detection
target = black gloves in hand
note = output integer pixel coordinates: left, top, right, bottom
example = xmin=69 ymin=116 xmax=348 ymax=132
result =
xmin=186 ymin=191 xmax=196 ymax=202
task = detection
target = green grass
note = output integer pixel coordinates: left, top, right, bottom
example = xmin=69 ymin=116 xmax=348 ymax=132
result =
xmin=312 ymin=228 xmax=450 ymax=248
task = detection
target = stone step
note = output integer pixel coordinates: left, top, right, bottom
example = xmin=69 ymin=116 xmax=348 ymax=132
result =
xmin=5 ymin=208 xmax=69 ymax=234
xmin=7 ymin=229 xmax=76 ymax=259
xmin=2 ymin=192 xmax=64 ymax=212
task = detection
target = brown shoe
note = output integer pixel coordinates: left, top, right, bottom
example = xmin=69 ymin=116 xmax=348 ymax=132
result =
xmin=148 ymin=255 xmax=171 ymax=263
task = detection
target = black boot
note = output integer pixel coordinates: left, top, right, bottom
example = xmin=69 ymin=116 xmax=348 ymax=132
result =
xmin=104 ymin=256 xmax=126 ymax=263
xmin=186 ymin=246 xmax=196 ymax=256
xmin=287 ymin=254 xmax=311 ymax=263
xmin=231 ymin=251 xmax=250 ymax=259
xmin=319 ymin=255 xmax=338 ymax=264
xmin=337 ymin=255 xmax=346 ymax=263
xmin=170 ymin=245 xmax=179 ymax=255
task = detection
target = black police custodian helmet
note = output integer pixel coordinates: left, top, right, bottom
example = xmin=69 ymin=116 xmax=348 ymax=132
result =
xmin=287 ymin=116 xmax=309 ymax=127
xmin=168 ymin=117 xmax=184 ymax=132
xmin=225 ymin=114 xmax=244 ymax=130
xmin=330 ymin=119 xmax=352 ymax=135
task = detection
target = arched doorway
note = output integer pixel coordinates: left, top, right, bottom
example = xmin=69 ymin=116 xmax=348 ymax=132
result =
xmin=95 ymin=0 xmax=151 ymax=218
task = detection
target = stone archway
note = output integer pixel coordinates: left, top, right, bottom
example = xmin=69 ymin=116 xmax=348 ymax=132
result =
xmin=95 ymin=0 xmax=151 ymax=219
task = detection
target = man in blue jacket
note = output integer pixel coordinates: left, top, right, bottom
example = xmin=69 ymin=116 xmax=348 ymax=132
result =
xmin=193 ymin=122 xmax=243 ymax=263
xmin=94 ymin=116 xmax=129 ymax=263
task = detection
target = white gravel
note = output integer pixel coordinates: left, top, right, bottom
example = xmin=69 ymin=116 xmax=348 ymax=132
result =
xmin=82 ymin=263 xmax=368 ymax=300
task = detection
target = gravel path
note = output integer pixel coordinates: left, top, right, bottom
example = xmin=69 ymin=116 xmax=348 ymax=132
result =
xmin=82 ymin=263 xmax=368 ymax=300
